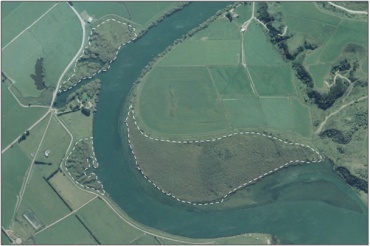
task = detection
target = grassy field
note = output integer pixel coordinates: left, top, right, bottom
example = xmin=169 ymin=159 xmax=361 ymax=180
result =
xmin=223 ymin=97 xmax=266 ymax=128
xmin=292 ymin=99 xmax=313 ymax=138
xmin=1 ymin=145 xmax=32 ymax=227
xmin=2 ymin=3 xmax=82 ymax=100
xmin=308 ymin=64 xmax=331 ymax=88
xmin=208 ymin=65 xmax=254 ymax=97
xmin=281 ymin=2 xmax=340 ymax=40
xmin=16 ymin=115 xmax=50 ymax=162
xmin=34 ymin=214 xmax=97 ymax=244
xmin=59 ymin=111 xmax=93 ymax=140
xmin=34 ymin=116 xmax=70 ymax=177
xmin=234 ymin=3 xmax=253 ymax=26
xmin=127 ymin=112 xmax=318 ymax=202
xmin=159 ymin=40 xmax=240 ymax=66
xmin=137 ymin=66 xmax=229 ymax=135
xmin=1 ymin=2 xmax=55 ymax=45
xmin=244 ymin=22 xmax=285 ymax=66
xmin=73 ymin=2 xmax=177 ymax=27
xmin=282 ymin=2 xmax=367 ymax=67
xmin=1 ymin=83 xmax=48 ymax=148
xmin=16 ymin=170 xmax=71 ymax=226
xmin=49 ymin=172 xmax=95 ymax=210
xmin=260 ymin=98 xmax=295 ymax=131
xmin=76 ymin=198 xmax=145 ymax=244
xmin=248 ymin=65 xmax=295 ymax=96
xmin=190 ymin=18 xmax=241 ymax=41
xmin=124 ymin=1 xmax=177 ymax=26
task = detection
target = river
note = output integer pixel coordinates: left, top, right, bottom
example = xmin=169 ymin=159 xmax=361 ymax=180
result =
xmin=57 ymin=2 xmax=368 ymax=244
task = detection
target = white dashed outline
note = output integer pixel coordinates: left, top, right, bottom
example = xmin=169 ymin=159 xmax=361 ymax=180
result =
xmin=64 ymin=137 xmax=105 ymax=195
xmin=59 ymin=18 xmax=138 ymax=93
xmin=125 ymin=104 xmax=323 ymax=206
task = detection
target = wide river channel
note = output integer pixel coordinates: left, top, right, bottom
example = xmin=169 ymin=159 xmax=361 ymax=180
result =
xmin=58 ymin=2 xmax=367 ymax=244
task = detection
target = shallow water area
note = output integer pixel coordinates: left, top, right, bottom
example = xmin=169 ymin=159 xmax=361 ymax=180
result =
xmin=57 ymin=2 xmax=368 ymax=244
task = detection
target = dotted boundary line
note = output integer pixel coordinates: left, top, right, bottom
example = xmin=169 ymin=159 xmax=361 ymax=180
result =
xmin=64 ymin=137 xmax=105 ymax=195
xmin=58 ymin=18 xmax=138 ymax=93
xmin=125 ymin=104 xmax=323 ymax=206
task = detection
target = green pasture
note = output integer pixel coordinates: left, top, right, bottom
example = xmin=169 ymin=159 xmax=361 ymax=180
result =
xmin=159 ymin=40 xmax=240 ymax=66
xmin=35 ymin=116 xmax=70 ymax=177
xmin=34 ymin=215 xmax=97 ymax=244
xmin=124 ymin=1 xmax=177 ymax=26
xmin=2 ymin=3 xmax=82 ymax=100
xmin=74 ymin=2 xmax=176 ymax=27
xmin=248 ymin=65 xmax=295 ymax=96
xmin=17 ymin=115 xmax=50 ymax=163
xmin=28 ymin=3 xmax=82 ymax=86
xmin=60 ymin=111 xmax=93 ymax=140
xmin=260 ymin=98 xmax=295 ymax=131
xmin=17 ymin=170 xmax=71 ymax=226
xmin=361 ymin=58 xmax=368 ymax=74
xmin=244 ymin=22 xmax=285 ymax=66
xmin=292 ymin=99 xmax=313 ymax=138
xmin=304 ymin=25 xmax=337 ymax=65
xmin=1 ymin=1 xmax=22 ymax=20
xmin=308 ymin=64 xmax=331 ymax=88
xmin=223 ymin=97 xmax=266 ymax=128
xmin=234 ymin=3 xmax=253 ymax=26
xmin=209 ymin=65 xmax=254 ymax=97
xmin=1 ymin=231 xmax=11 ymax=245
xmin=73 ymin=2 xmax=130 ymax=21
xmin=49 ymin=172 xmax=95 ymax=210
xmin=191 ymin=19 xmax=241 ymax=40
xmin=139 ymin=66 xmax=228 ymax=134
xmin=1 ymin=83 xmax=48 ymax=147
xmin=1 ymin=2 xmax=55 ymax=45
xmin=283 ymin=2 xmax=367 ymax=66
xmin=76 ymin=198 xmax=144 ymax=244
xmin=2 ymin=145 xmax=31 ymax=227
xmin=2 ymin=31 xmax=44 ymax=98
xmin=318 ymin=21 xmax=367 ymax=63
xmin=281 ymin=2 xmax=340 ymax=40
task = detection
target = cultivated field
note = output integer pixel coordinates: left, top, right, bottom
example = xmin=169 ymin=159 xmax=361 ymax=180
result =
xmin=34 ymin=214 xmax=97 ymax=244
xmin=208 ymin=65 xmax=254 ymax=97
xmin=135 ymin=16 xmax=314 ymax=139
xmin=127 ymin=112 xmax=319 ymax=202
xmin=159 ymin=40 xmax=240 ymax=66
xmin=137 ymin=66 xmax=229 ymax=135
xmin=2 ymin=3 xmax=82 ymax=101
xmin=248 ymin=65 xmax=295 ymax=96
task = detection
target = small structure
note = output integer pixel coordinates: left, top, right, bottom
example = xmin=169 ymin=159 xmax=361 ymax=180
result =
xmin=44 ymin=150 xmax=50 ymax=158
xmin=22 ymin=209 xmax=43 ymax=231
xmin=81 ymin=11 xmax=93 ymax=23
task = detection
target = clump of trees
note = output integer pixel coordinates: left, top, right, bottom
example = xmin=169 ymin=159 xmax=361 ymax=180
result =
xmin=307 ymin=78 xmax=349 ymax=110
xmin=18 ymin=130 xmax=30 ymax=143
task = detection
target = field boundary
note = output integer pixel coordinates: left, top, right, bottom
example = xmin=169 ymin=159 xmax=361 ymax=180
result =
xmin=59 ymin=18 xmax=138 ymax=93
xmin=2 ymin=3 xmax=59 ymax=50
xmin=126 ymin=104 xmax=323 ymax=206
